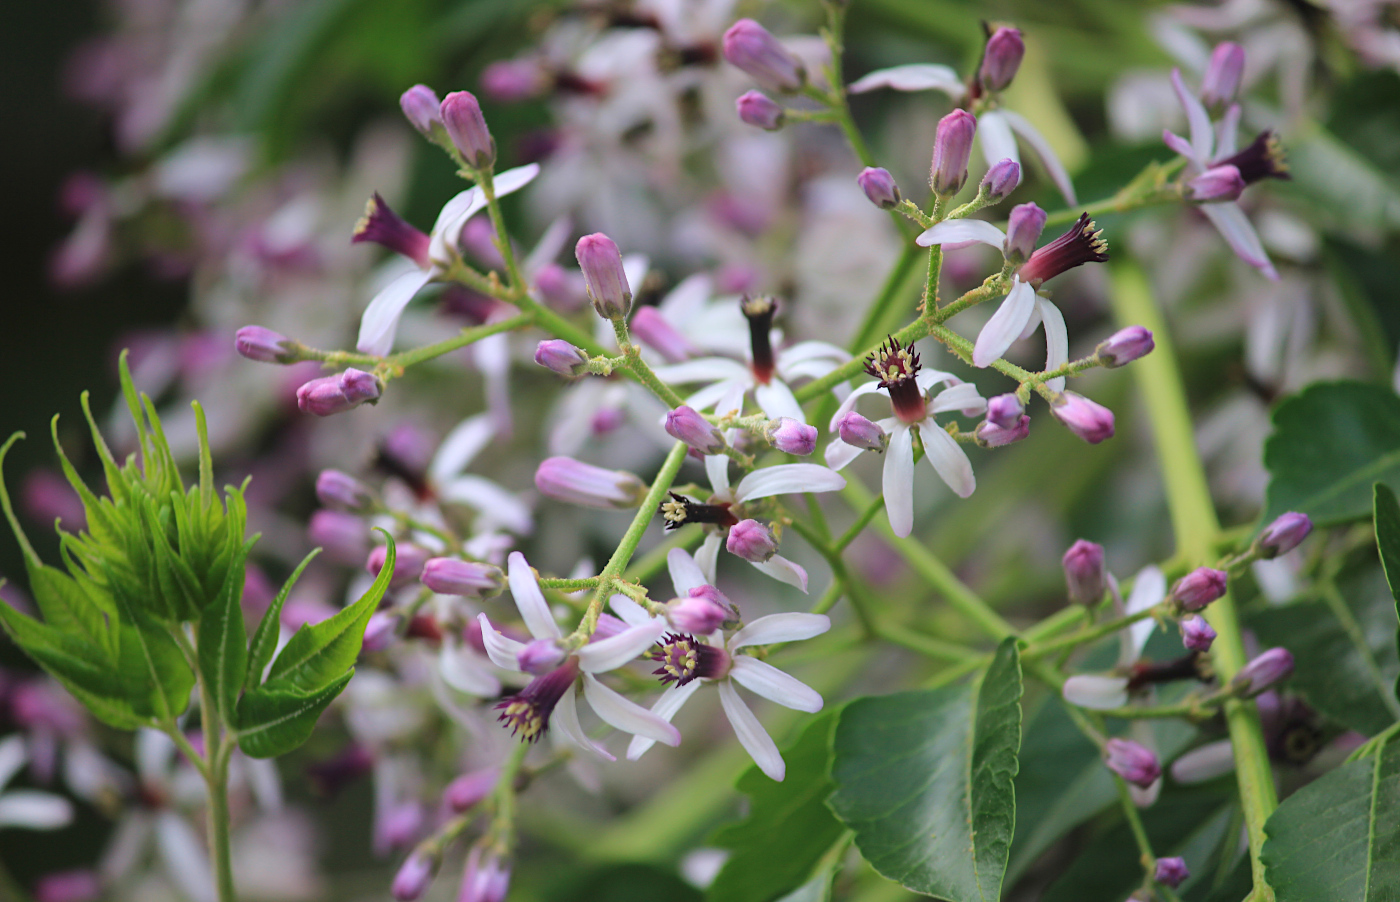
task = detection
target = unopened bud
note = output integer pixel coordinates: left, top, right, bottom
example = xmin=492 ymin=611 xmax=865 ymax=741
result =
xmin=1104 ymin=737 xmax=1161 ymax=788
xmin=1155 ymin=857 xmax=1190 ymax=889
xmin=480 ymin=59 xmax=549 ymax=102
xmin=930 ymin=110 xmax=977 ymax=196
xmin=1255 ymin=512 xmax=1311 ymax=559
xmin=445 ymin=768 xmax=499 ymax=812
xmin=535 ymin=457 xmax=647 ymax=509
xmin=985 ymin=394 xmax=1023 ymax=430
xmin=974 ymin=415 xmax=1030 ymax=447
xmin=440 ymin=91 xmax=496 ymax=169
xmin=666 ymin=406 xmax=726 ymax=455
xmin=420 ymin=558 xmax=505 ymax=597
xmin=460 ymin=847 xmax=511 ymax=902
xmin=316 ymin=469 xmax=374 ymax=511
xmin=1170 ymin=567 xmax=1227 ymax=612
xmin=630 ymin=306 xmax=696 ymax=362
xmin=362 ymin=611 xmax=398 ymax=653
xmin=857 ymin=167 xmax=901 ymax=210
xmin=980 ymin=158 xmax=1021 ymax=202
xmin=1179 ymin=615 xmax=1216 ymax=652
xmin=1062 ymin=540 xmax=1106 ymax=605
xmin=837 ymin=411 xmax=887 ymax=452
xmin=1186 ymin=165 xmax=1245 ymax=203
xmin=736 ymin=91 xmax=785 ymax=130
xmin=1003 ymin=202 xmax=1047 ymax=263
xmin=534 ymin=340 xmax=589 ymax=377
xmin=727 ymin=519 xmax=778 ymax=562
xmin=391 ymin=850 xmax=438 ymax=901
xmin=1096 ymin=326 xmax=1155 ymax=367
xmin=768 ymin=418 xmax=817 ymax=456
xmin=667 ymin=593 xmax=729 ymax=633
xmin=399 ymin=85 xmax=444 ymax=138
xmin=1201 ymin=42 xmax=1246 ymax=108
xmin=722 ymin=19 xmax=805 ymax=93
xmin=235 ymin=326 xmax=296 ymax=363
xmin=575 ymin=233 xmax=631 ymax=320
xmin=297 ymin=369 xmax=383 ymax=416
xmin=1050 ymin=392 xmax=1115 ymax=444
xmin=368 ymin=543 xmax=430 ymax=589
xmin=979 ymin=27 xmax=1025 ymax=93
xmin=1231 ymin=647 xmax=1293 ymax=697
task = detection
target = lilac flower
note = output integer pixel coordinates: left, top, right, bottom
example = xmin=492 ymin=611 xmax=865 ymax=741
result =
xmin=459 ymin=847 xmax=510 ymax=902
xmin=1050 ymin=392 xmax=1116 ymax=444
xmin=316 ymin=469 xmax=374 ymax=511
xmin=1096 ymin=326 xmax=1156 ymax=367
xmin=1169 ymin=567 xmax=1228 ymax=611
xmin=767 ymin=417 xmax=817 ymax=456
xmin=930 ymin=110 xmax=977 ymax=197
xmin=535 ymin=457 xmax=648 ymax=509
xmin=234 ymin=326 xmax=295 ymax=364
xmin=296 ymin=368 xmax=383 ymax=416
xmin=727 ymin=519 xmax=778 ymax=563
xmin=391 ymin=851 xmax=437 ymax=901
xmin=1180 ymin=615 xmax=1217 ymax=652
xmin=979 ymin=27 xmax=1025 ymax=93
xmin=665 ymin=406 xmax=727 ymax=454
xmin=1231 ymin=648 xmax=1294 ymax=697
xmin=823 ymin=338 xmax=986 ymax=538
xmin=535 ymin=340 xmax=589 ymax=377
xmin=440 ymin=91 xmax=495 ymax=169
xmin=980 ymin=158 xmax=1021 ymax=202
xmin=1062 ymin=539 xmax=1106 ymax=605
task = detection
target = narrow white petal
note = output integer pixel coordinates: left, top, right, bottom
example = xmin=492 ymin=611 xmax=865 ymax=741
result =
xmin=715 ymin=379 xmax=750 ymax=419
xmin=1200 ymin=203 xmax=1279 ymax=279
xmin=652 ymin=358 xmax=750 ymax=384
xmin=0 ymin=791 xmax=73 ymax=829
xmin=508 ymin=551 xmax=561 ymax=639
xmin=754 ymin=380 xmax=805 ymax=423
xmin=730 ymin=657 xmax=824 ymax=712
xmin=778 ymin=340 xmax=850 ymax=366
xmin=1038 ymin=299 xmax=1068 ymax=393
xmin=848 ymin=64 xmax=965 ymax=97
xmin=242 ymin=756 xmax=283 ymax=813
xmin=553 ymin=685 xmax=615 ymax=762
xmin=718 ymin=682 xmax=785 ymax=781
xmin=914 ymin=369 xmax=959 ymax=394
xmin=439 ymin=476 xmax=533 ymax=535
xmin=731 ymin=612 xmax=831 ymax=649
xmin=1130 ymin=777 xmax=1162 ymax=808
xmin=667 ymin=547 xmax=709 ymax=597
xmin=476 ymin=614 xmax=526 ymax=671
xmin=1017 ymin=299 xmax=1043 ymax=342
xmin=972 ymin=277 xmax=1037 ymax=368
xmin=356 ymin=269 xmax=432 ymax=356
xmin=582 ymin=674 xmax=681 ymax=746
xmin=0 ymin=735 xmax=25 ymax=789
xmin=578 ymin=620 xmax=666 ymax=673
xmin=482 ymin=162 xmax=538 ymax=204
xmin=136 ymin=728 xmax=175 ymax=786
xmin=622 ymin=254 xmax=650 ymax=297
xmin=1170 ymin=69 xmax=1214 ymax=163
xmin=916 ymin=219 xmax=1008 ymax=250
xmin=920 ymin=424 xmax=976 ymax=498
xmin=883 ymin=426 xmax=916 ymax=538
xmin=1170 ymin=740 xmax=1236 ymax=784
xmin=429 ymin=188 xmax=478 ymax=242
xmin=824 ymin=438 xmax=865 ymax=472
xmin=1061 ymin=674 xmax=1129 ymax=710
xmin=156 ymin=811 xmax=217 ymax=902
xmin=1214 ymin=103 xmax=1241 ymax=160
xmin=734 ymin=464 xmax=845 ymax=502
xmin=430 ymin=414 xmax=495 ymax=482
xmin=439 ymin=640 xmax=503 ymax=695
xmin=1002 ymin=110 xmax=1079 ymax=205
xmin=695 ymin=533 xmax=721 ymax=585
xmin=609 ymin=594 xmax=650 ymax=627
xmin=978 ymin=110 xmax=1020 ymax=170
xmin=751 ymin=555 xmax=809 ymax=593
xmin=1124 ymin=565 xmax=1167 ymax=663
xmin=780 ymin=358 xmax=841 ymax=382
xmin=826 ymin=382 xmax=884 ymax=431
xmin=704 ymin=454 xmax=731 ymax=496
xmin=627 ymin=682 xmax=701 ymax=761
xmin=929 ymin=382 xmax=985 ymax=415
xmin=1162 ymin=129 xmax=1196 ymax=160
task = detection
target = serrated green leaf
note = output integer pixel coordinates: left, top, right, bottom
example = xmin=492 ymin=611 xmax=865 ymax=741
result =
xmin=198 ymin=538 xmax=255 ymax=723
xmin=245 ymin=548 xmax=320 ymax=691
xmin=236 ymin=670 xmax=353 ymax=758
xmin=109 ymin=599 xmax=194 ymax=722
xmin=705 ymin=713 xmax=844 ymax=902
xmin=264 ymin=534 xmax=393 ymax=693
xmin=1263 ymin=382 xmax=1400 ymax=527
xmin=829 ymin=638 xmax=1023 ymax=902
xmin=1261 ymin=733 xmax=1400 ymax=901
xmin=1376 ymin=483 xmax=1400 ymax=703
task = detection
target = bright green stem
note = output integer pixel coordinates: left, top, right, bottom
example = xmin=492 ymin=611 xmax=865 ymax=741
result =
xmin=1109 ymin=262 xmax=1276 ymax=901
xmin=613 ymin=321 xmax=687 ymax=409
xmin=477 ymin=166 xmax=528 ymax=294
xmin=198 ymin=675 xmax=236 ymax=902
xmin=388 ymin=314 xmax=533 ymax=370
xmin=1021 ymin=604 xmax=1162 ymax=661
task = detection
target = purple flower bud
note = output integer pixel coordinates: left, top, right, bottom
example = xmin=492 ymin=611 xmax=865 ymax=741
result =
xmin=362 ymin=611 xmax=398 ymax=653
xmin=341 ymin=369 xmax=382 ymax=404
xmin=1062 ymin=539 xmax=1106 ymax=605
xmin=308 ymin=510 xmax=370 ymax=564
xmin=399 ymin=85 xmax=443 ymax=138
xmin=630 ymin=306 xmax=696 ymax=362
xmin=980 ymin=159 xmax=1021 ymax=202
xmin=368 ymin=543 xmax=431 ymax=590
xmin=1201 ymin=42 xmax=1246 ymax=108
xmin=235 ymin=326 xmax=295 ymax=364
xmin=727 ymin=519 xmax=778 ymax=562
xmin=1104 ymin=737 xmax=1161 ymax=788
xmin=1155 ymin=857 xmax=1190 ymax=889
xmin=1050 ymin=392 xmax=1115 ymax=444
xmin=391 ymin=851 xmax=438 ymax=901
xmin=985 ymin=394 xmax=1024 ymax=430
xmin=480 ymin=59 xmax=548 ymax=102
xmin=974 ymin=415 xmax=1030 ymax=447
xmin=316 ymin=469 xmax=374 ymax=512
xmin=1096 ymin=326 xmax=1155 ymax=367
xmin=722 ymin=19 xmax=805 ymax=94
xmin=667 ymin=593 xmax=730 ymax=634
xmin=1004 ymin=202 xmax=1047 ymax=263
xmin=534 ymin=339 xmax=589 ymax=377
xmin=460 ymin=847 xmax=511 ymax=902
xmin=297 ymin=369 xmax=383 ymax=416
xmin=517 ymin=638 xmax=568 ymax=675
xmin=1186 ymin=165 xmax=1245 ymax=203
xmin=930 ymin=109 xmax=977 ymax=196
xmin=575 ymin=232 xmax=631 ymax=320
xmin=768 ymin=418 xmax=817 ymax=456
xmin=535 ymin=457 xmax=647 ymax=509
xmin=420 ymin=559 xmax=505 ymax=597
xmin=440 ymin=91 xmax=495 ymax=168
xmin=1231 ymin=647 xmax=1294 ymax=697
xmin=1256 ymin=512 xmax=1311 ymax=559
xmin=1170 ymin=567 xmax=1228 ymax=612
xmin=445 ymin=768 xmax=499 ymax=812
xmin=1180 ymin=615 xmax=1216 ymax=652
xmin=857 ymin=167 xmax=902 ymax=210
xmin=33 ymin=871 xmax=101 ymax=902
xmin=979 ymin=27 xmax=1025 ymax=92
xmin=666 ymin=406 xmax=726 ymax=454
xmin=838 ymin=411 xmax=888 ymax=452
xmin=736 ymin=90 xmax=785 ymax=130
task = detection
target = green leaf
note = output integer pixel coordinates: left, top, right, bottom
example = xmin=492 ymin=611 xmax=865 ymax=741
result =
xmin=113 ymin=617 xmax=195 ymax=721
xmin=1263 ymin=382 xmax=1400 ymax=527
xmin=245 ymin=548 xmax=319 ymax=691
xmin=829 ymin=638 xmax=1023 ymax=902
xmin=264 ymin=533 xmax=393 ymax=693
xmin=1261 ymin=733 xmax=1400 ymax=901
xmin=235 ymin=670 xmax=353 ymax=758
xmin=705 ymin=713 xmax=844 ymax=902
xmin=1376 ymin=483 xmax=1400 ymax=702
xmin=197 ymin=538 xmax=254 ymax=723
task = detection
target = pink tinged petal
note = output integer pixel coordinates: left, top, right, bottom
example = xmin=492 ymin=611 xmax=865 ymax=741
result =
xmin=929 ymin=382 xmax=985 ymax=415
xmin=507 ymin=552 xmax=560 ymax=640
xmin=1170 ymin=69 xmax=1214 ymax=163
xmin=582 ymin=674 xmax=681 ymax=747
xmin=652 ymin=357 xmax=751 ymax=384
xmin=914 ymin=369 xmax=960 ymax=394
xmin=430 ymin=414 xmax=495 ymax=483
xmin=356 ymin=269 xmax=433 ymax=356
xmin=973 ymin=277 xmax=1038 ymax=367
xmin=978 ymin=110 xmax=1020 ymax=170
xmin=477 ymin=614 xmax=526 ymax=671
xmin=609 ymin=594 xmax=650 ymax=627
xmin=1061 ymin=674 xmax=1129 ymax=709
xmin=99 ymin=814 xmax=152 ymax=884
xmin=731 ymin=612 xmax=831 ymax=648
xmin=733 ymin=464 xmax=846 ymax=503
xmin=1162 ymin=130 xmax=1196 ymax=159
xmin=1039 ymin=299 xmax=1069 ymax=392
xmin=695 ymin=533 xmax=721 ymax=585
xmin=553 ymin=685 xmax=615 ymax=762
xmin=439 ymin=641 xmax=502 ymax=696
xmin=1122 ymin=565 xmax=1167 ymax=665
xmin=824 ymin=438 xmax=865 ymax=472
xmin=847 ymin=64 xmax=965 ymax=97
xmin=827 ymin=382 xmax=884 ymax=431
xmin=627 ymin=682 xmax=701 ymax=761
xmin=429 ymin=188 xmax=480 ymax=248
xmin=667 ymin=548 xmax=709 ymax=597
xmin=920 ymin=423 xmax=976 ymax=498
xmin=1215 ymin=103 xmax=1241 ymax=159
xmin=751 ymin=555 xmax=809 ymax=593
xmin=1130 ymin=777 xmax=1162 ymax=808
xmin=915 ymin=219 xmax=1008 ymax=250
xmin=1200 ymin=203 xmax=1279 ymax=279
xmin=438 ymin=476 xmax=533 ymax=535
xmin=729 ymin=657 xmax=823 ymax=712
xmin=0 ymin=791 xmax=73 ymax=829
xmin=883 ymin=426 xmax=916 ymax=538
xmin=754 ymin=380 xmax=805 ymax=423
xmin=1170 ymin=739 xmax=1236 ymax=784
xmin=718 ymin=682 xmax=785 ymax=781
xmin=156 ymin=811 xmax=217 ymax=902
xmin=1001 ymin=110 xmax=1079 ymax=205
xmin=778 ymin=340 xmax=850 ymax=366
xmin=577 ymin=620 xmax=666 ymax=673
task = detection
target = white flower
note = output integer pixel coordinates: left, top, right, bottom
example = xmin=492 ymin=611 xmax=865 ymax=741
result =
xmin=1061 ymin=566 xmax=1167 ymax=710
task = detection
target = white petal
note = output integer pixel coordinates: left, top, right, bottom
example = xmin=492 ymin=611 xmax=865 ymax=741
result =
xmin=754 ymin=380 xmax=805 ymax=423
xmin=1214 ymin=103 xmax=1241 ymax=160
xmin=920 ymin=424 xmax=976 ymax=498
xmin=1130 ymin=777 xmax=1162 ymax=808
xmin=439 ymin=476 xmax=534 ymax=535
xmin=508 ymin=551 xmax=561 ymax=639
xmin=433 ymin=164 xmax=539 ymax=260
xmin=718 ymin=682 xmax=785 ymax=781
xmin=553 ymin=685 xmax=615 ymax=761
xmin=652 ymin=357 xmax=750 ymax=384
xmin=915 ymin=219 xmax=1008 ymax=250
xmin=848 ymin=64 xmax=965 ymax=97
xmin=1200 ymin=203 xmax=1279 ymax=279
xmin=751 ymin=555 xmax=809 ymax=593
xmin=439 ymin=640 xmax=504 ymax=695
xmin=1017 ymin=300 xmax=1043 ymax=342
xmin=0 ymin=790 xmax=73 ymax=829
xmin=582 ymin=674 xmax=681 ymax=747
xmin=730 ymin=657 xmax=823 ymax=712
xmin=733 ymin=464 xmax=845 ymax=503
xmin=731 ymin=612 xmax=831 ymax=649
xmin=241 ymin=756 xmax=283 ymax=813
xmin=429 ymin=414 xmax=495 ymax=482
xmin=476 ymin=613 xmax=525 ymax=671
xmin=978 ymin=110 xmax=1020 ymax=170
xmin=882 ymin=426 xmax=916 ymax=538
xmin=704 ymin=453 xmax=732 ymax=497
xmin=156 ymin=810 xmax=217 ymax=902
xmin=1061 ymin=674 xmax=1129 ymax=710
xmin=1162 ymin=129 xmax=1196 ymax=159
xmin=714 ymin=379 xmax=751 ymax=419
xmin=826 ymin=381 xmax=884 ymax=431
xmin=609 ymin=594 xmax=650 ymax=627
xmin=778 ymin=340 xmax=850 ymax=366
xmin=578 ymin=620 xmax=666 ymax=673
xmin=0 ymin=735 xmax=25 ymax=789
xmin=1002 ymin=110 xmax=1079 ymax=206
xmin=356 ymin=269 xmax=433 ymax=356
xmin=929 ymin=382 xmax=985 ymax=415
xmin=972 ymin=277 xmax=1037 ymax=368
xmin=429 ymin=188 xmax=478 ymax=243
xmin=667 ymin=547 xmax=709 ymax=597
xmin=1038 ymin=299 xmax=1068 ymax=393
xmin=1170 ymin=69 xmax=1214 ymax=163
xmin=136 ymin=728 xmax=175 ymax=786
xmin=824 ymin=437 xmax=865 ymax=472
xmin=626 ymin=681 xmax=701 ymax=761
xmin=914 ymin=369 xmax=959 ymax=394
xmin=695 ymin=534 xmax=721 ymax=585
xmin=622 ymin=254 xmax=650 ymax=298
xmin=100 ymin=813 xmax=152 ymax=882
xmin=1170 ymin=740 xmax=1236 ymax=784
xmin=1123 ymin=565 xmax=1167 ymax=663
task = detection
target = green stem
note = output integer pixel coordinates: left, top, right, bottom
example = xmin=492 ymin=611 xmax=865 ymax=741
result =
xmin=198 ymin=675 xmax=236 ymax=902
xmin=796 ymin=318 xmax=934 ymax=404
xmin=834 ymin=494 xmax=885 ymax=553
xmin=614 ymin=321 xmax=687 ymax=409
xmin=1021 ymin=605 xmax=1161 ymax=662
xmin=387 ymin=314 xmax=532 ymax=370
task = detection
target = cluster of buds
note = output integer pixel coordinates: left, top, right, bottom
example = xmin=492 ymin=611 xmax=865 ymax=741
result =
xmin=724 ymin=19 xmax=805 ymax=132
xmin=297 ymin=368 xmax=383 ymax=416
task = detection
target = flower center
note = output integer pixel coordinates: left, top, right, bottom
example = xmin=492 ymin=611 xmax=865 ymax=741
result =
xmin=648 ymin=633 xmax=731 ymax=685
xmin=742 ymin=295 xmax=777 ymax=385
xmin=864 ymin=336 xmax=927 ymax=424
xmin=494 ymin=658 xmax=580 ymax=743
xmin=1214 ymin=130 xmax=1289 ymax=185
xmin=660 ymin=493 xmax=739 ymax=531
xmin=1017 ymin=213 xmax=1109 ymax=286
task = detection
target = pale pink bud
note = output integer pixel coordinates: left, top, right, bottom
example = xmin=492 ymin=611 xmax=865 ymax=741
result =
xmin=1231 ymin=648 xmax=1293 ymax=697
xmin=727 ymin=519 xmax=778 ymax=562
xmin=296 ymin=369 xmax=382 ymax=416
xmin=368 ymin=543 xmax=430 ymax=589
xmin=1062 ymin=539 xmax=1106 ymax=605
xmin=1255 ymin=512 xmax=1311 ymax=559
xmin=979 ymin=27 xmax=1025 ymax=92
xmin=1105 ymin=737 xmax=1161 ymax=788
xmin=930 ymin=110 xmax=977 ymax=196
xmin=392 ymin=851 xmax=438 ymax=901
xmin=1050 ymin=392 xmax=1115 ymax=444
xmin=974 ymin=415 xmax=1030 ymax=447
xmin=630 ymin=307 xmax=696 ymax=363
xmin=666 ymin=406 xmax=726 ymax=454
xmin=985 ymin=393 xmax=1023 ymax=430
xmin=420 ymin=559 xmax=505 ymax=597
xmin=768 ymin=418 xmax=817 ymax=456
xmin=399 ymin=85 xmax=443 ymax=137
xmin=575 ymin=233 xmax=631 ymax=320
xmin=980 ymin=158 xmax=1021 ymax=202
xmin=1003 ymin=202 xmax=1047 ymax=263
xmin=1155 ymin=857 xmax=1190 ymax=888
xmin=534 ymin=339 xmax=588 ymax=377
xmin=722 ymin=19 xmax=805 ymax=93
xmin=440 ymin=91 xmax=495 ymax=168
xmin=1201 ymin=42 xmax=1245 ymax=107
xmin=308 ymin=510 xmax=370 ymax=564
xmin=667 ymin=593 xmax=729 ymax=633
xmin=460 ymin=847 xmax=510 ymax=902
xmin=736 ymin=90 xmax=785 ymax=130
xmin=1186 ymin=165 xmax=1245 ymax=203
xmin=316 ymin=469 xmax=374 ymax=511
xmin=837 ymin=411 xmax=887 ymax=452
xmin=535 ymin=457 xmax=647 ymax=509
xmin=857 ymin=167 xmax=901 ymax=210
xmin=445 ymin=768 xmax=498 ymax=812
xmin=1170 ymin=567 xmax=1227 ymax=612
xmin=341 ymin=369 xmax=382 ymax=403
xmin=235 ymin=326 xmax=296 ymax=363
xmin=1096 ymin=326 xmax=1155 ymax=367
xmin=1180 ymin=615 xmax=1216 ymax=652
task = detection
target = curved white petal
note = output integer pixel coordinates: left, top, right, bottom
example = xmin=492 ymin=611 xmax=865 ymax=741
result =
xmin=476 ymin=613 xmax=525 ymax=671
xmin=1170 ymin=69 xmax=1214 ymax=163
xmin=0 ymin=790 xmax=73 ymax=829
xmin=609 ymin=594 xmax=650 ymax=627
xmin=627 ymin=681 xmax=701 ymax=760
xmin=929 ymin=382 xmax=985 ymax=415
xmin=553 ymin=685 xmax=615 ymax=761
xmin=439 ymin=640 xmax=503 ymax=696
xmin=824 ymin=437 xmax=865 ymax=471
xmin=439 ymin=476 xmax=534 ymax=535
xmin=1170 ymin=739 xmax=1236 ymax=784
xmin=507 ymin=552 xmax=560 ymax=640
xmin=751 ymin=555 xmax=809 ymax=593
xmin=780 ymin=358 xmax=842 ymax=383
xmin=827 ymin=381 xmax=884 ymax=431
xmin=972 ymin=277 xmax=1037 ymax=368
xmin=704 ymin=453 xmax=732 ymax=497
xmin=578 ymin=620 xmax=666 ymax=673
xmin=684 ymin=378 xmax=748 ymax=416
xmin=1017 ymin=300 xmax=1043 ymax=342
xmin=356 ymin=269 xmax=432 ymax=356
xmin=1214 ymin=103 xmax=1241 ymax=160
xmin=0 ymin=736 xmax=25 ymax=789
xmin=430 ymin=414 xmax=495 ymax=482
xmin=882 ymin=425 xmax=916 ymax=538
xmin=754 ymin=380 xmax=806 ymax=423
xmin=667 ymin=547 xmax=710 ymax=597
xmin=848 ymin=64 xmax=965 ymax=97
xmin=914 ymin=369 xmax=959 ymax=393
xmin=433 ymin=164 xmax=540 ymax=261
xmin=430 ymin=188 xmax=477 ymax=239
xmin=718 ymin=682 xmax=785 ymax=781
xmin=978 ymin=110 xmax=1020 ymax=170
xmin=156 ymin=810 xmax=217 ymax=902
xmin=730 ymin=612 xmax=831 ymax=649
xmin=622 ymin=254 xmax=650 ymax=299
xmin=730 ymin=657 xmax=823 ymax=712
xmin=695 ymin=533 xmax=721 ymax=585
xmin=1123 ymin=565 xmax=1167 ymax=664
xmin=778 ymin=340 xmax=850 ymax=366
xmin=1162 ymin=129 xmax=1195 ymax=160
xmin=652 ymin=357 xmax=751 ymax=384
xmin=734 ymin=464 xmax=845 ymax=502
xmin=916 ymin=219 xmax=1008 ymax=250
xmin=1002 ymin=110 xmax=1079 ymax=205
xmin=582 ymin=674 xmax=681 ymax=747
xmin=920 ymin=423 xmax=976 ymax=498
xmin=715 ymin=379 xmax=750 ymax=419
xmin=1061 ymin=674 xmax=1129 ymax=710
xmin=1038 ymin=299 xmax=1068 ymax=393
xmin=1130 ymin=776 xmax=1162 ymax=808
xmin=1200 ymin=203 xmax=1279 ymax=279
